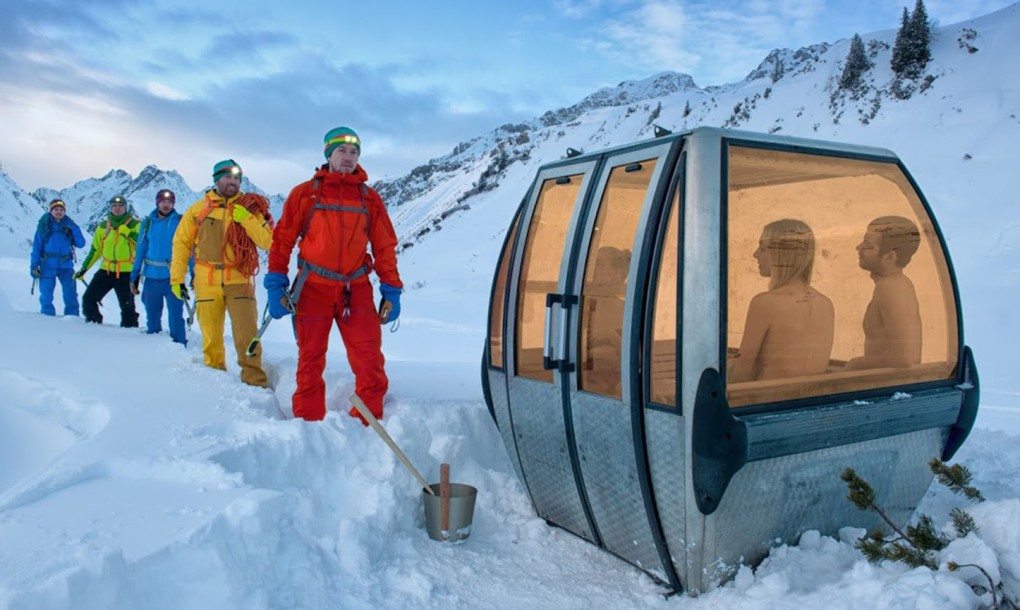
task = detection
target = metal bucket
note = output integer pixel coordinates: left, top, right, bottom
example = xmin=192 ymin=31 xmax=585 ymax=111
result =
xmin=423 ymin=483 xmax=478 ymax=542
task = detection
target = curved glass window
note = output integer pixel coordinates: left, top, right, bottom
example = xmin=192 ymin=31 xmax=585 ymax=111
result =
xmin=579 ymin=159 xmax=658 ymax=398
xmin=515 ymin=174 xmax=584 ymax=382
xmin=649 ymin=187 xmax=680 ymax=406
xmin=725 ymin=145 xmax=958 ymax=407
xmin=489 ymin=214 xmax=520 ymax=369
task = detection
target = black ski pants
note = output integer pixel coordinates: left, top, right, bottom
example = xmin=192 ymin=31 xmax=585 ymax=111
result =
xmin=82 ymin=269 xmax=139 ymax=327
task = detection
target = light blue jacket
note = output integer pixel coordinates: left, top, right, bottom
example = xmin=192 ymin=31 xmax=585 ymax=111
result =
xmin=131 ymin=208 xmax=182 ymax=282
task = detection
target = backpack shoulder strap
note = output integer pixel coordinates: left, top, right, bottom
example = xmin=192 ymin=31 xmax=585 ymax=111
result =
xmin=360 ymin=183 xmax=372 ymax=237
xmin=298 ymin=178 xmax=322 ymax=241
xmin=195 ymin=194 xmax=219 ymax=226
xmin=189 ymin=194 xmax=221 ymax=243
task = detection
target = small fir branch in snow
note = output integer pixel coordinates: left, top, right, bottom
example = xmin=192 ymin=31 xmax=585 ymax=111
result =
xmin=841 ymin=468 xmax=914 ymax=541
xmin=948 ymin=562 xmax=1017 ymax=610
xmin=930 ymin=458 xmax=985 ymax=501
xmin=950 ymin=507 xmax=977 ymax=537
xmin=842 ymin=461 xmax=1018 ymax=608
xmin=905 ymin=514 xmax=950 ymax=557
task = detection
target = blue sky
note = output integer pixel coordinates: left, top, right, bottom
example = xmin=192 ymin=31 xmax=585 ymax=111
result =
xmin=0 ymin=0 xmax=1012 ymax=196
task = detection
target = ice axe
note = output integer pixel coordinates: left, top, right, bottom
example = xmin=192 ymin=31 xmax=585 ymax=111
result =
xmin=350 ymin=393 xmax=436 ymax=496
xmin=183 ymin=294 xmax=196 ymax=330
xmin=245 ymin=313 xmax=273 ymax=357
xmin=246 ymin=291 xmax=293 ymax=356
xmin=76 ymin=274 xmax=104 ymax=308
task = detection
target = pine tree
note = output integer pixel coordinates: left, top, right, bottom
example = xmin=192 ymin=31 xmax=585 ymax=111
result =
xmin=908 ymin=0 xmax=933 ymax=75
xmin=891 ymin=1 xmax=934 ymax=79
xmin=891 ymin=7 xmax=911 ymax=76
xmin=840 ymin=34 xmax=872 ymax=90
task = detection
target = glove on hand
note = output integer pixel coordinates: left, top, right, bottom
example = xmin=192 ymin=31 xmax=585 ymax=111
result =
xmin=31 ymin=267 xmax=41 ymax=279
xmin=130 ymin=279 xmax=140 ymax=296
xmin=232 ymin=205 xmax=251 ymax=222
xmin=172 ymin=283 xmax=189 ymax=301
xmin=379 ymin=283 xmax=402 ymax=324
xmin=263 ymin=272 xmax=292 ymax=319
xmin=74 ymin=269 xmax=86 ymax=280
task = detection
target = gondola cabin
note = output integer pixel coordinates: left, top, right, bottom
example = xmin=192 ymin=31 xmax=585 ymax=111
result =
xmin=480 ymin=127 xmax=979 ymax=594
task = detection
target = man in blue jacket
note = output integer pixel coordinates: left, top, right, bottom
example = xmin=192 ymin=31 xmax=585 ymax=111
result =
xmin=130 ymin=189 xmax=187 ymax=345
xmin=31 ymin=199 xmax=85 ymax=316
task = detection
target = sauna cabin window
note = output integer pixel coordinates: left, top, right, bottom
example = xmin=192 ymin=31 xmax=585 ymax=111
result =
xmin=649 ymin=186 xmax=680 ymax=406
xmin=724 ymin=144 xmax=959 ymax=408
xmin=579 ymin=159 xmax=659 ymax=399
xmin=515 ymin=174 xmax=584 ymax=382
xmin=489 ymin=213 xmax=520 ymax=369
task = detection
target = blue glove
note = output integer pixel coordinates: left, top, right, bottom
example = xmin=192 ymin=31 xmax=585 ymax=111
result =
xmin=379 ymin=282 xmax=402 ymax=324
xmin=264 ymin=272 xmax=292 ymax=319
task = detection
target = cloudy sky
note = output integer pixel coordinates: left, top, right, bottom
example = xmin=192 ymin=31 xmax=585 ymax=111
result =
xmin=0 ymin=0 xmax=1012 ymax=195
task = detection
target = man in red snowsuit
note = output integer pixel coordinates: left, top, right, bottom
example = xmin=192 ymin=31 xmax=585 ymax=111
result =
xmin=265 ymin=127 xmax=403 ymax=423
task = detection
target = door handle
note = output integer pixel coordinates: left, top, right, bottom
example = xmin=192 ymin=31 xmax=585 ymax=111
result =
xmin=543 ymin=293 xmax=562 ymax=370
xmin=543 ymin=293 xmax=578 ymax=372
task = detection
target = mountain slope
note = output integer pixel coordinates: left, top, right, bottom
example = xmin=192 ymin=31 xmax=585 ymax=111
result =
xmin=378 ymin=4 xmax=1018 ymax=263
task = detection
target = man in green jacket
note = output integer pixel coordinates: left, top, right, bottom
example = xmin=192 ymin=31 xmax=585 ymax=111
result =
xmin=76 ymin=195 xmax=141 ymax=327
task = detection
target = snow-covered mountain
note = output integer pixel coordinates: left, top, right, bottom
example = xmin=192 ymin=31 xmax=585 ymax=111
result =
xmin=0 ymin=169 xmax=45 ymax=252
xmin=0 ymin=165 xmax=284 ymax=254
xmin=372 ymin=4 xmax=1018 ymax=264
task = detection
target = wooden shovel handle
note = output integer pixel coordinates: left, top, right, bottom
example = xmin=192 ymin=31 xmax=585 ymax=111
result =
xmin=350 ymin=393 xmax=435 ymax=495
xmin=440 ymin=463 xmax=450 ymax=536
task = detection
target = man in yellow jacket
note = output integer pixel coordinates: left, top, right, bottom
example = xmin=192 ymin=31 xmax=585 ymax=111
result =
xmin=170 ymin=160 xmax=273 ymax=387
xmin=76 ymin=195 xmax=141 ymax=327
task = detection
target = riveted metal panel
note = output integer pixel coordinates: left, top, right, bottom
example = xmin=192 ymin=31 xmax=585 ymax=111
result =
xmin=487 ymin=368 xmax=526 ymax=487
xmin=572 ymin=393 xmax=665 ymax=577
xmin=510 ymin=377 xmax=595 ymax=541
xmin=696 ymin=426 xmax=946 ymax=589
xmin=644 ymin=409 xmax=688 ymax=583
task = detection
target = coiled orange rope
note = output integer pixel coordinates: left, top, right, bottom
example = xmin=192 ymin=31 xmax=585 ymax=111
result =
xmin=226 ymin=193 xmax=273 ymax=277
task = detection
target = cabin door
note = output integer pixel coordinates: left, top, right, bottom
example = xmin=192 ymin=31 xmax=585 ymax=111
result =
xmin=506 ymin=160 xmax=599 ymax=541
xmin=562 ymin=143 xmax=677 ymax=580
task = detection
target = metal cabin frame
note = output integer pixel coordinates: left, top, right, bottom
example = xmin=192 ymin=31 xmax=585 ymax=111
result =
xmin=481 ymin=126 xmax=979 ymax=594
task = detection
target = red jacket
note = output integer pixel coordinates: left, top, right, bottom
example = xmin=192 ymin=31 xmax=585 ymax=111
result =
xmin=269 ymin=165 xmax=403 ymax=289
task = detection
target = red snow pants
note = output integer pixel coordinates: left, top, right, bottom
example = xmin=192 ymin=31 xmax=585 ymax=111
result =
xmin=292 ymin=279 xmax=387 ymax=422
